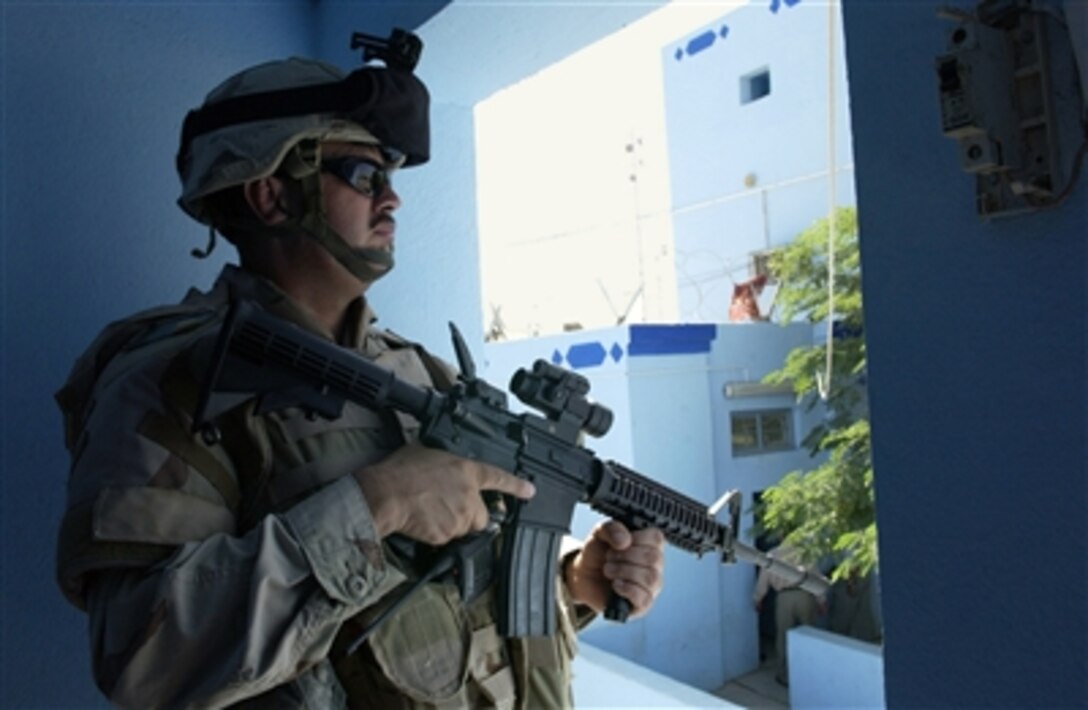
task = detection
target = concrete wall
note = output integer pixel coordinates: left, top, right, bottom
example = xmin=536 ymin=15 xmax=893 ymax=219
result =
xmin=573 ymin=643 xmax=737 ymax=708
xmin=842 ymin=1 xmax=1087 ymax=706
xmin=788 ymin=626 xmax=884 ymax=709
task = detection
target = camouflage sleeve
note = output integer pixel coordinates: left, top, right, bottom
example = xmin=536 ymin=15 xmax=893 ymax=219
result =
xmin=59 ymin=351 xmax=405 ymax=707
xmin=86 ymin=476 xmax=405 ymax=707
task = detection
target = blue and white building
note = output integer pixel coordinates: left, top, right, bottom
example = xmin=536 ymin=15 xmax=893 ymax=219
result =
xmin=662 ymin=0 xmax=854 ymax=322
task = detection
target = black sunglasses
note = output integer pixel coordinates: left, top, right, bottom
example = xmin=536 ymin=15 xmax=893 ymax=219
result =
xmin=320 ymin=156 xmax=392 ymax=198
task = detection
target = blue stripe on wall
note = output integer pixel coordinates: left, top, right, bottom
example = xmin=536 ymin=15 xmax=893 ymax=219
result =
xmin=628 ymin=324 xmax=717 ymax=356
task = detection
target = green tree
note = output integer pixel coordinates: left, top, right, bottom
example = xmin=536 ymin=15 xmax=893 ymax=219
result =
xmin=757 ymin=206 xmax=876 ymax=580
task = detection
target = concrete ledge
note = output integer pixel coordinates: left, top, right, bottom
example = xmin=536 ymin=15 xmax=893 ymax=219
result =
xmin=788 ymin=626 xmax=885 ymax=709
xmin=573 ymin=642 xmax=741 ymax=708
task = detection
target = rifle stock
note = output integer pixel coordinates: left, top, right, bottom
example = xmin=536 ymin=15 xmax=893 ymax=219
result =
xmin=193 ymin=299 xmax=829 ymax=638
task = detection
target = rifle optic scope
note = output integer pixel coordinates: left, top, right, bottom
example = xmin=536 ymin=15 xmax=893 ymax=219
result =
xmin=510 ymin=360 xmax=613 ymax=438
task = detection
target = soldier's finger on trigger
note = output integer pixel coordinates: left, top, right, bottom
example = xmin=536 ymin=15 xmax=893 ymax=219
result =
xmin=476 ymin=463 xmax=535 ymax=500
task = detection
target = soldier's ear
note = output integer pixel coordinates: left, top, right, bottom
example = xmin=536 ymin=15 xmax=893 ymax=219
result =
xmin=242 ymin=176 xmax=288 ymax=226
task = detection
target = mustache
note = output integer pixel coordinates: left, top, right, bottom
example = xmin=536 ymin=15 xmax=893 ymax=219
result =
xmin=370 ymin=214 xmax=396 ymax=229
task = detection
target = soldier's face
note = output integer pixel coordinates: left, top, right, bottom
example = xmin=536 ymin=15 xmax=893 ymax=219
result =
xmin=321 ymin=142 xmax=400 ymax=259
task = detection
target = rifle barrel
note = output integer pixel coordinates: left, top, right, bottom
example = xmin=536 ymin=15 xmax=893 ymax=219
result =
xmin=733 ymin=542 xmax=830 ymax=598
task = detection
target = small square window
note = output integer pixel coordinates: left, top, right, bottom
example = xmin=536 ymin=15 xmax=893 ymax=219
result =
xmin=730 ymin=408 xmax=794 ymax=456
xmin=760 ymin=411 xmax=790 ymax=449
xmin=731 ymin=415 xmax=760 ymax=453
xmin=741 ymin=68 xmax=771 ymax=105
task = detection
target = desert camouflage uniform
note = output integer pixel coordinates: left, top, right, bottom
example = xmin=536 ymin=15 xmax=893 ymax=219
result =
xmin=56 ymin=265 xmax=587 ymax=709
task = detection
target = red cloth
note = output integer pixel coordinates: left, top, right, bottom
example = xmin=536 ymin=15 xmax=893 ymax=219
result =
xmin=729 ymin=274 xmax=768 ymax=322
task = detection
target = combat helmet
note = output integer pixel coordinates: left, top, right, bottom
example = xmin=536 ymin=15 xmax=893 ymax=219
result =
xmin=175 ymin=30 xmax=429 ymax=282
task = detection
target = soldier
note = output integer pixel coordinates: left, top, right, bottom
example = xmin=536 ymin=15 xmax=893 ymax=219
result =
xmin=753 ymin=542 xmax=824 ymax=687
xmin=55 ymin=44 xmax=665 ymax=708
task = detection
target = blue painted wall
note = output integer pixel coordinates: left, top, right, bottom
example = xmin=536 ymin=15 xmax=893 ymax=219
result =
xmin=661 ymin=0 xmax=855 ymax=322
xmin=3 ymin=5 xmax=316 ymax=705
xmin=843 ymin=1 xmax=1086 ymax=706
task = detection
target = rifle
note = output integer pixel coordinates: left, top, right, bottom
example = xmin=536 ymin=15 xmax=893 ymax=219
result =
xmin=191 ymin=299 xmax=829 ymax=641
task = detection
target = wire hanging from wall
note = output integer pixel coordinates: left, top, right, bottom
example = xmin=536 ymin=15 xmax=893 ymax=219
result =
xmin=818 ymin=0 xmax=840 ymax=402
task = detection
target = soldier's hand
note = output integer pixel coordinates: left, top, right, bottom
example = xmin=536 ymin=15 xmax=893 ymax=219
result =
xmin=564 ymin=520 xmax=665 ymax=619
xmin=353 ymin=444 xmax=535 ymax=545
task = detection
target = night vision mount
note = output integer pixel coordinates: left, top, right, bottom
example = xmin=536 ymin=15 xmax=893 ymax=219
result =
xmin=351 ymin=29 xmax=422 ymax=72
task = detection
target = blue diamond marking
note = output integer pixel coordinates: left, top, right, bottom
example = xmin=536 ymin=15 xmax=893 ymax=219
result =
xmin=674 ymin=47 xmax=684 ymax=61
xmin=566 ymin=342 xmax=607 ymax=369
xmin=551 ymin=349 xmax=563 ymax=365
xmin=720 ymin=25 xmax=730 ymax=39
xmin=610 ymin=343 xmax=624 ymax=362
xmin=685 ymin=30 xmax=715 ymax=57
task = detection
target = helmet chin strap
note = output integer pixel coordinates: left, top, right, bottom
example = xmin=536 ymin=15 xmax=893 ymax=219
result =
xmin=282 ymin=141 xmax=395 ymax=285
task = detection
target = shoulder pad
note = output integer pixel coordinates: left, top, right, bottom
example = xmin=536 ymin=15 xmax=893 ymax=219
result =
xmin=55 ymin=304 xmax=221 ymax=452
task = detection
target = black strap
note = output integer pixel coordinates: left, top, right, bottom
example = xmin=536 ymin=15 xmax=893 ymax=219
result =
xmin=176 ymin=66 xmax=430 ymax=174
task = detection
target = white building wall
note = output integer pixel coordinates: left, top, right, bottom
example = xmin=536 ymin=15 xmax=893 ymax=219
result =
xmin=661 ymin=0 xmax=855 ymax=322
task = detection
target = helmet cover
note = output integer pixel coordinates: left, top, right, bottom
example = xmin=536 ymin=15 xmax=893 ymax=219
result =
xmin=177 ymin=57 xmax=429 ymax=224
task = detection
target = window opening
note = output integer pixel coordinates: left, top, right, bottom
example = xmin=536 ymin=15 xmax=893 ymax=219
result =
xmin=741 ymin=67 xmax=772 ymax=104
xmin=731 ymin=408 xmax=794 ymax=455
